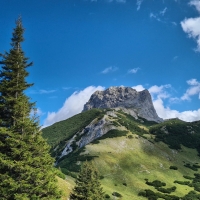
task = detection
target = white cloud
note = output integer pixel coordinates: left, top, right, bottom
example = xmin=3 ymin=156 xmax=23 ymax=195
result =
xmin=36 ymin=108 xmax=45 ymax=116
xmin=149 ymin=7 xmax=167 ymax=23
xmin=189 ymin=0 xmax=200 ymax=13
xmin=116 ymin=0 xmax=126 ymax=3
xmin=39 ymin=89 xmax=56 ymax=94
xmin=43 ymin=86 xmax=105 ymax=127
xmin=101 ymin=66 xmax=118 ymax=74
xmin=132 ymin=85 xmax=145 ymax=91
xmin=62 ymin=87 xmax=71 ymax=90
xmin=160 ymin=7 xmax=167 ymax=16
xmin=149 ymin=84 xmax=171 ymax=99
xmin=181 ymin=17 xmax=200 ymax=51
xmin=133 ymin=83 xmax=200 ymax=122
xmin=181 ymin=78 xmax=200 ymax=100
xmin=128 ymin=67 xmax=140 ymax=74
xmin=44 ymin=82 xmax=200 ymax=127
xmin=181 ymin=1 xmax=200 ymax=52
xmin=171 ymin=22 xmax=177 ymax=26
xmin=150 ymin=12 xmax=156 ymax=19
xmin=30 ymin=89 xmax=56 ymax=94
xmin=106 ymin=0 xmax=126 ymax=3
xmin=136 ymin=0 xmax=143 ymax=11
xmin=153 ymin=98 xmax=200 ymax=122
xmin=150 ymin=12 xmax=161 ymax=22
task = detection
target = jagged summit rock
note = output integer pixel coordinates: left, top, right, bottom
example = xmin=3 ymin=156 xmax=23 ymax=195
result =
xmin=83 ymin=86 xmax=163 ymax=123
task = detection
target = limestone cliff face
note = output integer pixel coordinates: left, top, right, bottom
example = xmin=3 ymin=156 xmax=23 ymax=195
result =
xmin=83 ymin=86 xmax=163 ymax=123
xmin=58 ymin=111 xmax=118 ymax=160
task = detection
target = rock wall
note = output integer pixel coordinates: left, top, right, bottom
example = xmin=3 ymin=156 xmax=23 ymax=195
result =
xmin=83 ymin=86 xmax=163 ymax=123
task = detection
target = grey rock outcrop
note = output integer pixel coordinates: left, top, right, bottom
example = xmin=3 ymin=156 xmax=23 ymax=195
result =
xmin=83 ymin=86 xmax=163 ymax=123
xmin=58 ymin=111 xmax=118 ymax=160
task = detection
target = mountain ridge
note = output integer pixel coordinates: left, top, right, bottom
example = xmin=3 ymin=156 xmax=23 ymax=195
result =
xmin=83 ymin=86 xmax=163 ymax=123
xmin=41 ymin=86 xmax=200 ymax=199
xmin=42 ymin=109 xmax=200 ymax=199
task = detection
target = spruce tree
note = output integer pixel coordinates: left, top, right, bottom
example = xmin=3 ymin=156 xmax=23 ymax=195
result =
xmin=70 ymin=162 xmax=104 ymax=200
xmin=0 ymin=18 xmax=61 ymax=199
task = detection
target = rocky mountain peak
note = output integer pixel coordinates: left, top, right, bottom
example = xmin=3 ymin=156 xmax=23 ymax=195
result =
xmin=83 ymin=86 xmax=163 ymax=123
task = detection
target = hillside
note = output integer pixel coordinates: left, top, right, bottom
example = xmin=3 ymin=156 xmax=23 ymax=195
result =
xmin=42 ymin=108 xmax=200 ymax=199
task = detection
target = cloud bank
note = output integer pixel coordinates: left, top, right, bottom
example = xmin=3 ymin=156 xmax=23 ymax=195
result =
xmin=181 ymin=0 xmax=200 ymax=51
xmin=43 ymin=80 xmax=200 ymax=127
xmin=133 ymin=81 xmax=200 ymax=122
xmin=153 ymin=98 xmax=200 ymax=122
xmin=181 ymin=79 xmax=200 ymax=100
xmin=43 ymin=86 xmax=105 ymax=127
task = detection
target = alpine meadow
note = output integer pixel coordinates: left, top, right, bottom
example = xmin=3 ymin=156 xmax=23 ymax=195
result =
xmin=1 ymin=1 xmax=200 ymax=200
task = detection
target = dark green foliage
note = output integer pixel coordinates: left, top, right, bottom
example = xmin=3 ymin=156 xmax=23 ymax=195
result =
xmin=42 ymin=109 xmax=105 ymax=158
xmin=0 ymin=18 xmax=60 ymax=199
xmin=112 ymin=192 xmax=122 ymax=197
xmin=0 ymin=18 xmax=33 ymax=130
xmin=127 ymin=134 xmax=134 ymax=139
xmin=71 ymin=140 xmax=78 ymax=150
xmin=42 ymin=109 xmax=104 ymax=148
xmin=91 ymin=129 xmax=129 ymax=144
xmin=117 ymin=113 xmax=149 ymax=136
xmin=105 ymin=194 xmax=110 ymax=198
xmin=193 ymin=164 xmax=200 ymax=168
xmin=99 ymin=175 xmax=104 ymax=179
xmin=138 ymin=189 xmax=180 ymax=200
xmin=182 ymin=191 xmax=200 ymax=199
xmin=53 ymin=168 xmax=66 ymax=180
xmin=57 ymin=147 xmax=98 ymax=173
xmin=70 ymin=162 xmax=104 ymax=200
xmin=149 ymin=119 xmax=200 ymax=153
xmin=174 ymin=173 xmax=200 ymax=192
xmin=137 ymin=116 xmax=158 ymax=126
xmin=92 ymin=129 xmax=128 ymax=143
xmin=156 ymin=186 xmax=176 ymax=194
xmin=60 ymin=168 xmax=77 ymax=179
xmin=146 ymin=180 xmax=166 ymax=187
xmin=183 ymin=175 xmax=194 ymax=180
xmin=122 ymin=182 xmax=127 ymax=186
xmin=141 ymin=179 xmax=178 ymax=199
xmin=184 ymin=163 xmax=199 ymax=171
xmin=174 ymin=180 xmax=190 ymax=185
xmin=169 ymin=166 xmax=178 ymax=170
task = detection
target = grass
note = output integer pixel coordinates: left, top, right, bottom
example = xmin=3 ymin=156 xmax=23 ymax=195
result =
xmin=56 ymin=175 xmax=75 ymax=200
xmin=42 ymin=109 xmax=200 ymax=199
xmin=80 ymin=136 xmax=200 ymax=199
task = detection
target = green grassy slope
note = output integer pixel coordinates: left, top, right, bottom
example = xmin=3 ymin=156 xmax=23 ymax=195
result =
xmin=57 ymin=134 xmax=200 ymax=199
xmin=42 ymin=109 xmax=200 ymax=199
xmin=42 ymin=109 xmax=105 ymax=156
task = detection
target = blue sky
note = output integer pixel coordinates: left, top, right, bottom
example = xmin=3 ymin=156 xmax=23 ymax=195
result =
xmin=0 ymin=0 xmax=200 ymax=127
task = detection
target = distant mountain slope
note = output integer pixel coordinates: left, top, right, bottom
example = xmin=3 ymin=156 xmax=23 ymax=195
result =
xmin=42 ymin=108 xmax=157 ymax=160
xmin=149 ymin=118 xmax=200 ymax=154
xmin=42 ymin=109 xmax=105 ymax=156
xmin=42 ymin=109 xmax=200 ymax=199
xmin=42 ymin=86 xmax=200 ymax=199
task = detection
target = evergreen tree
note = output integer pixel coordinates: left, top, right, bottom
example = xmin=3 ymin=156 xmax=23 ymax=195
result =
xmin=70 ymin=161 xmax=104 ymax=200
xmin=0 ymin=18 xmax=61 ymax=199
